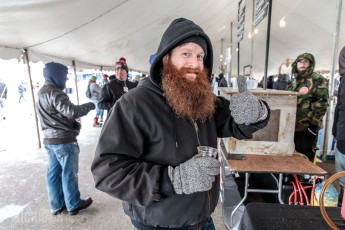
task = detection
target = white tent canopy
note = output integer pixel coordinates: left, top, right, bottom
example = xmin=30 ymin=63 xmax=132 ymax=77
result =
xmin=0 ymin=0 xmax=344 ymax=77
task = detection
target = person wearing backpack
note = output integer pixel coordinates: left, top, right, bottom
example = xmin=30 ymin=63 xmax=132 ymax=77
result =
xmin=87 ymin=75 xmax=103 ymax=127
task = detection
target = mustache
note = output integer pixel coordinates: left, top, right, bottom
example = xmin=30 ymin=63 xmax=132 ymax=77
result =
xmin=180 ymin=67 xmax=201 ymax=74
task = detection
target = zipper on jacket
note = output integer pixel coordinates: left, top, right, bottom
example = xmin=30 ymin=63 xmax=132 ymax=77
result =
xmin=208 ymin=190 xmax=211 ymax=216
xmin=192 ymin=118 xmax=213 ymax=215
xmin=170 ymin=112 xmax=178 ymax=148
xmin=191 ymin=118 xmax=201 ymax=146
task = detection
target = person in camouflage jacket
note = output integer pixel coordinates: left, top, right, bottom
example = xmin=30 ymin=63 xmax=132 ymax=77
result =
xmin=286 ymin=53 xmax=329 ymax=161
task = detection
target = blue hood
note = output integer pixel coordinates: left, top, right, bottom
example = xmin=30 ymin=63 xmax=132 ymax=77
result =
xmin=43 ymin=62 xmax=68 ymax=90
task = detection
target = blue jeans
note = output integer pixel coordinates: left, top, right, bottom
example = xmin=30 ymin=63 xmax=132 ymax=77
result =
xmin=335 ymin=147 xmax=345 ymax=187
xmin=45 ymin=142 xmax=81 ymax=213
xmin=91 ymin=99 xmax=103 ymax=117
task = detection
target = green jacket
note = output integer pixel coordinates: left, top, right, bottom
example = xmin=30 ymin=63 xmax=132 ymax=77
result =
xmin=286 ymin=53 xmax=329 ymax=132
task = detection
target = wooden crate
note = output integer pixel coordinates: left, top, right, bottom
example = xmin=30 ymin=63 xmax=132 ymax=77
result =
xmin=219 ymin=87 xmax=299 ymax=156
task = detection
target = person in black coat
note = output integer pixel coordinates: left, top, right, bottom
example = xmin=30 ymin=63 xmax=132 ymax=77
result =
xmin=333 ymin=46 xmax=345 ymax=205
xmin=98 ymin=57 xmax=137 ymax=113
xmin=217 ymin=73 xmax=228 ymax=87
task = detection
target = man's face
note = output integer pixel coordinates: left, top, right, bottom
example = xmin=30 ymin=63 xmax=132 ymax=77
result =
xmin=115 ymin=67 xmax=128 ymax=81
xmin=161 ymin=43 xmax=215 ymax=121
xmin=297 ymin=59 xmax=310 ymax=73
xmin=166 ymin=42 xmax=205 ymax=80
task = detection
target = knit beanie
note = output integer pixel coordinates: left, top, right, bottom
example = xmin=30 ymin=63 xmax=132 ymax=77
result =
xmin=43 ymin=62 xmax=68 ymax=90
xmin=150 ymin=18 xmax=213 ymax=86
xmin=115 ymin=57 xmax=129 ymax=73
xmin=90 ymin=75 xmax=97 ymax=82
xmin=177 ymin=36 xmax=207 ymax=58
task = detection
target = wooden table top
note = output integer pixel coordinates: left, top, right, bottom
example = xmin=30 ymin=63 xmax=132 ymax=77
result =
xmin=227 ymin=154 xmax=327 ymax=175
xmin=219 ymin=87 xmax=300 ymax=96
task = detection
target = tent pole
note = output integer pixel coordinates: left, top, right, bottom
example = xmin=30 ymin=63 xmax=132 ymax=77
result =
xmin=22 ymin=49 xmax=41 ymax=149
xmin=263 ymin=0 xmax=272 ymax=90
xmin=321 ymin=0 xmax=343 ymax=160
xmin=229 ymin=21 xmax=233 ymax=82
xmin=237 ymin=42 xmax=240 ymax=76
xmin=250 ymin=0 xmax=255 ymax=79
xmin=72 ymin=60 xmax=80 ymax=105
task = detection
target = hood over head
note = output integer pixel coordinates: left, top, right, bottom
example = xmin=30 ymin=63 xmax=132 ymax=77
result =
xmin=339 ymin=46 xmax=345 ymax=78
xmin=149 ymin=18 xmax=213 ymax=86
xmin=43 ymin=62 xmax=68 ymax=90
xmin=291 ymin=53 xmax=315 ymax=77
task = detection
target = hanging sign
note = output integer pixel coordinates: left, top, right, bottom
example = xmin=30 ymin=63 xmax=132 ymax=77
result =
xmin=255 ymin=0 xmax=269 ymax=27
xmin=237 ymin=0 xmax=246 ymax=43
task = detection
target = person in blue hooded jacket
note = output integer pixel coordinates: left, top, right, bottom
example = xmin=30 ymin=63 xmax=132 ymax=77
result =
xmin=91 ymin=18 xmax=270 ymax=229
xmin=36 ymin=62 xmax=95 ymax=215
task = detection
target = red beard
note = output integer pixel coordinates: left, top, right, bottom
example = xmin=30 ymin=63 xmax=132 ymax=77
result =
xmin=161 ymin=61 xmax=215 ymax=121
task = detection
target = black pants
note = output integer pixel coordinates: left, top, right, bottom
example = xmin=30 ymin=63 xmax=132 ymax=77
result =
xmin=294 ymin=130 xmax=318 ymax=161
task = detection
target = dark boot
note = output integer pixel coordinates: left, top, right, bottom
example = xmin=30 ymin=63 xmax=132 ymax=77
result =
xmin=93 ymin=117 xmax=102 ymax=127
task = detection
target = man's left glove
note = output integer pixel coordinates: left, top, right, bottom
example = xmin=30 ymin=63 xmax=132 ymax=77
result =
xmin=229 ymin=75 xmax=268 ymax=125
xmin=85 ymin=102 xmax=96 ymax=110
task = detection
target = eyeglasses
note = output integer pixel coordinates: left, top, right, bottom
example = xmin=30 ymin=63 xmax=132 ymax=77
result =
xmin=297 ymin=59 xmax=310 ymax=65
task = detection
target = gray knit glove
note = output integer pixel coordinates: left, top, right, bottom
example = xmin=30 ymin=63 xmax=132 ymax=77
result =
xmin=229 ymin=75 xmax=267 ymax=125
xmin=169 ymin=156 xmax=220 ymax=194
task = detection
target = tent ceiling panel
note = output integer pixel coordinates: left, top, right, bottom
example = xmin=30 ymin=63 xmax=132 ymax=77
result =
xmin=0 ymin=0 xmax=344 ymax=76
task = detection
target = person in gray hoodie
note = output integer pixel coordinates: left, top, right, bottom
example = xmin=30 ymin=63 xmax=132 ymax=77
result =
xmin=91 ymin=18 xmax=270 ymax=229
xmin=333 ymin=46 xmax=345 ymax=206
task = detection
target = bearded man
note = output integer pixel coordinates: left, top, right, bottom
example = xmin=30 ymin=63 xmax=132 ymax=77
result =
xmin=91 ymin=18 xmax=270 ymax=230
xmin=287 ymin=53 xmax=329 ymax=162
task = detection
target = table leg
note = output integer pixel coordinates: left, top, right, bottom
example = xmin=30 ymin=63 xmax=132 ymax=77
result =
xmin=277 ymin=173 xmax=284 ymax=204
xmin=230 ymin=172 xmax=249 ymax=228
xmin=269 ymin=173 xmax=284 ymax=204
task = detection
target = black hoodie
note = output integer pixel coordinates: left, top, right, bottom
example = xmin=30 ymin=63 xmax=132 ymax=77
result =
xmin=332 ymin=46 xmax=345 ymax=153
xmin=91 ymin=18 xmax=269 ymax=229
xmin=150 ymin=18 xmax=213 ymax=86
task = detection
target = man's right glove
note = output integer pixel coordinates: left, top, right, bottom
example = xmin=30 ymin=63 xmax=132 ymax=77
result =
xmin=230 ymin=75 xmax=268 ymax=125
xmin=168 ymin=156 xmax=220 ymax=194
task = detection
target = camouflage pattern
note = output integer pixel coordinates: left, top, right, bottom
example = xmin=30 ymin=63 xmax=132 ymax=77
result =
xmin=286 ymin=53 xmax=329 ymax=132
